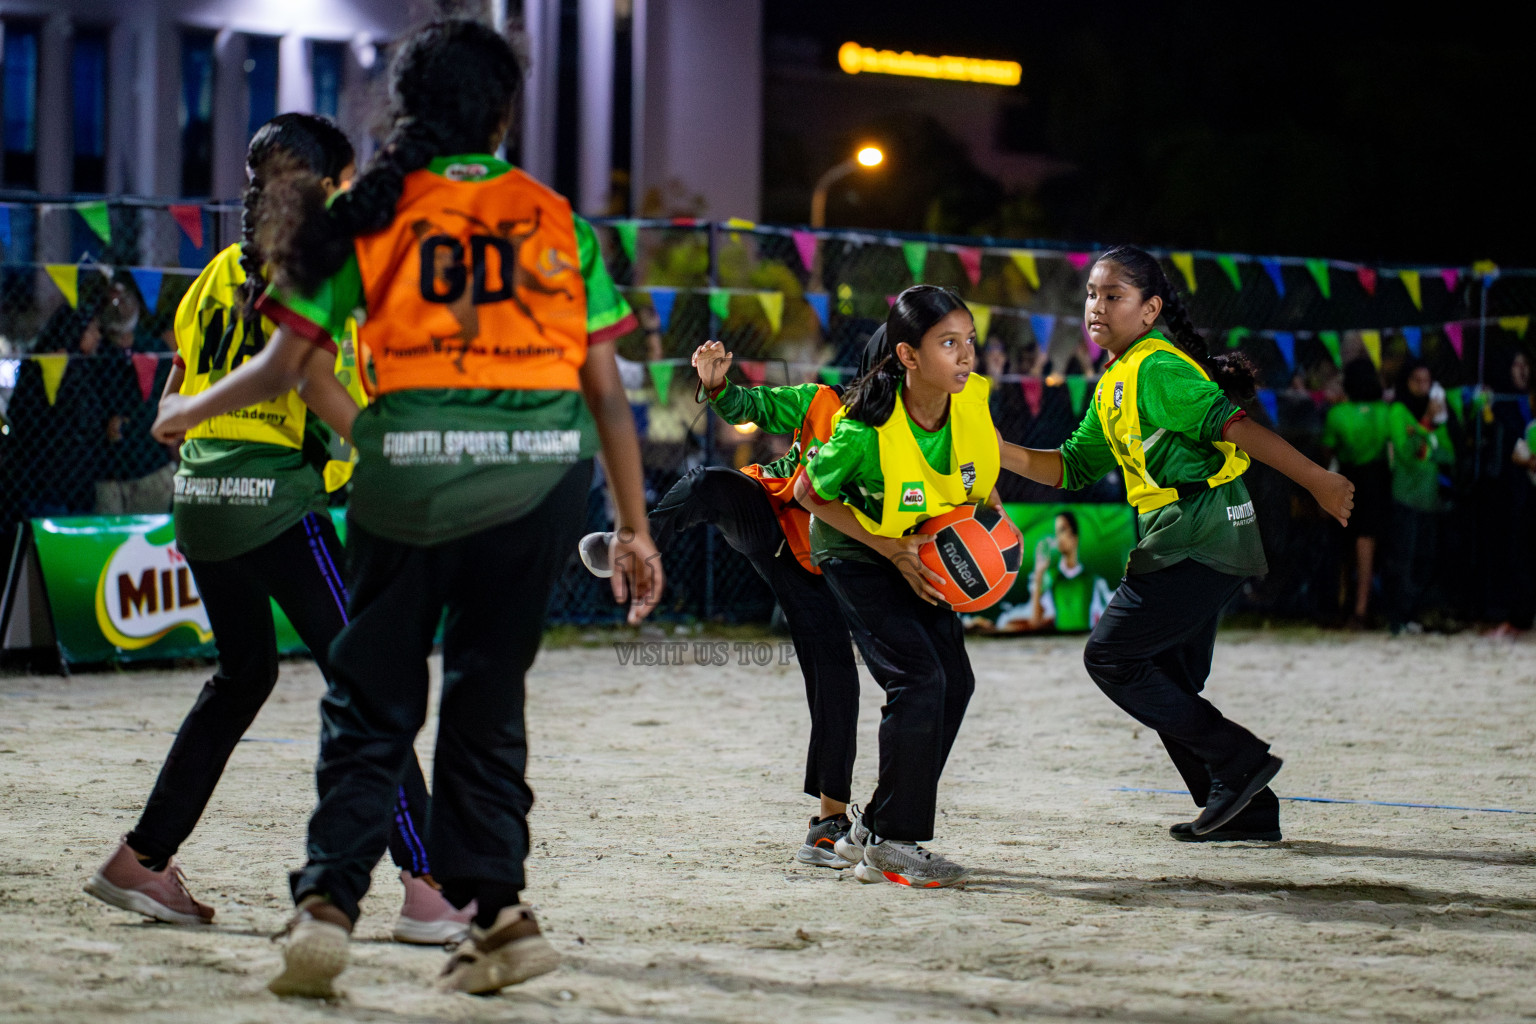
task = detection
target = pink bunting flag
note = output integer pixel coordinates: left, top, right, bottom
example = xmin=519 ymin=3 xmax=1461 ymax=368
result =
xmin=956 ymin=246 xmax=983 ymax=287
xmin=1020 ymin=376 xmax=1043 ymax=417
xmin=886 ymin=294 xmax=898 ymax=307
xmin=792 ymin=230 xmax=819 ymax=272
xmin=1065 ymin=252 xmax=1093 ymax=272
xmin=1356 ymin=266 xmax=1377 ymax=296
xmin=1444 ymin=322 xmax=1464 ymax=357
xmin=131 ymin=353 xmax=158 ymax=401
xmin=169 ymin=205 xmax=204 ymax=249
xmin=1439 ymin=268 xmax=1459 ymax=293
xmin=738 ymin=359 xmax=766 ymax=386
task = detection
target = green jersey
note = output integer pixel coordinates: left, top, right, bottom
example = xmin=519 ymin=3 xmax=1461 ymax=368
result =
xmin=1322 ymin=400 xmax=1390 ymax=466
xmin=1387 ymin=402 xmax=1453 ymax=511
xmin=710 ymin=381 xmax=823 ymax=479
xmin=172 ymin=438 xmax=330 ymax=561
xmin=1039 ymin=555 xmax=1111 ymax=632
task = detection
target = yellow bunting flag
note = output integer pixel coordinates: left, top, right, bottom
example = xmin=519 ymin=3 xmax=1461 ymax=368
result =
xmin=45 ymin=265 xmax=79 ymax=308
xmin=1010 ymin=250 xmax=1040 ymax=290
xmin=1399 ymin=269 xmax=1422 ymax=310
xmin=1360 ymin=329 xmax=1382 ymax=369
xmin=1171 ymin=252 xmax=1197 ymax=294
xmin=1500 ymin=316 xmax=1530 ymax=339
xmin=970 ymin=303 xmax=992 ymax=343
xmin=725 ymin=217 xmax=756 ymax=230
xmin=35 ymin=354 xmax=68 ymax=406
xmin=757 ymin=291 xmax=784 ymax=335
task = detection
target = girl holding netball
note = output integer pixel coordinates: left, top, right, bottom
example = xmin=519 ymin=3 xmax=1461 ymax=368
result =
xmin=87 ymin=114 xmax=468 ymax=945
xmin=792 ymin=285 xmax=1010 ymax=888
xmin=1001 ymin=246 xmax=1353 ymax=841
xmin=153 ymin=21 xmax=661 ymax=996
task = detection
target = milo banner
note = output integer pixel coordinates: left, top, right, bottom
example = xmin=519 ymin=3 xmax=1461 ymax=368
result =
xmin=963 ymin=503 xmax=1136 ymax=635
xmin=28 ymin=513 xmax=345 ymax=664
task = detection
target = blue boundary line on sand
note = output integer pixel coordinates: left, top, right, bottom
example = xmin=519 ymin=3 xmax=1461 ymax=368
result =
xmin=1114 ymin=787 xmax=1536 ymax=815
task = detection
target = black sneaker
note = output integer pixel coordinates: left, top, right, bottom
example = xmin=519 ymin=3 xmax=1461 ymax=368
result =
xmin=795 ymin=814 xmax=855 ymax=868
xmin=1170 ymin=821 xmax=1282 ymax=842
xmin=1192 ymin=755 xmax=1283 ymax=836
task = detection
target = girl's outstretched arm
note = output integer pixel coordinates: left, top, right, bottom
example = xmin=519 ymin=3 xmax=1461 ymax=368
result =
xmin=1226 ymin=417 xmax=1354 ymax=526
xmin=998 ymin=430 xmax=1064 ymax=487
xmin=151 ymin=326 xmax=323 ymax=444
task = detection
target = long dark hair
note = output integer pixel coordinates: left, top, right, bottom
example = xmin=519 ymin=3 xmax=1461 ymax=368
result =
xmin=843 ymin=285 xmax=971 ymax=425
xmin=256 ymin=19 xmax=524 ymax=295
xmin=1094 ymin=245 xmax=1257 ymax=402
xmin=240 ymin=114 xmax=353 ymax=330
xmin=1342 ymin=357 xmax=1383 ymax=403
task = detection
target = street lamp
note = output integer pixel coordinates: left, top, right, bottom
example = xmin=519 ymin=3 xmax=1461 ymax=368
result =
xmin=809 ymin=145 xmax=884 ymax=228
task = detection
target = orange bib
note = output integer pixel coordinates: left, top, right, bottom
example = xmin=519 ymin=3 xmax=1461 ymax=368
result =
xmin=741 ymin=385 xmax=844 ymax=574
xmin=352 ymin=166 xmax=588 ymax=394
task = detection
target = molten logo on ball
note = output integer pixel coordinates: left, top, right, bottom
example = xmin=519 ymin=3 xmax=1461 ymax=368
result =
xmin=917 ymin=505 xmax=1022 ymax=612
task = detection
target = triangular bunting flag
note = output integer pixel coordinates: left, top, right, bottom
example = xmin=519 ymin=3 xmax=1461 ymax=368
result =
xmin=1446 ymin=388 xmax=1465 ymax=420
xmin=1444 ymin=322 xmax=1464 ymax=357
xmin=1500 ymin=316 xmax=1530 ymax=340
xmin=1360 ymin=329 xmax=1382 ymax=369
xmin=1020 ymin=376 xmax=1042 ymax=416
xmin=130 ymin=268 xmax=164 ymax=311
xmin=647 ymin=361 xmax=673 ymax=398
xmin=650 ymin=288 xmax=677 ymax=331
xmin=1356 ymin=266 xmax=1377 ymax=296
xmin=886 ymin=294 xmax=898 ymax=308
xmin=1318 ymin=330 xmax=1342 ymax=367
xmin=1064 ymin=375 xmax=1088 ymax=414
xmin=818 ymin=366 xmax=841 ymax=386
xmin=1257 ymin=388 xmax=1279 ymax=425
xmin=1439 ymin=268 xmax=1459 ymax=293
xmin=956 ymin=247 xmax=982 ymax=287
xmin=757 ymin=292 xmax=784 ymax=335
xmin=970 ymin=303 xmax=992 ymax=343
xmin=35 ymin=354 xmax=68 ymax=406
xmin=1216 ymin=254 xmax=1243 ymax=291
xmin=131 ymin=352 xmax=158 ymax=401
xmin=76 ymin=201 xmax=111 ymax=244
xmin=1260 ymin=259 xmax=1285 ymax=297
xmin=901 ymin=241 xmax=928 ymax=282
xmin=1011 ymin=251 xmax=1040 ymax=289
xmin=708 ymin=289 xmax=731 ymax=323
xmin=1400 ymin=270 xmax=1422 ymax=310
xmin=1402 ymin=326 xmax=1423 ymax=356
xmin=1305 ymin=258 xmax=1331 ymax=300
xmin=725 ymin=217 xmax=756 ymax=231
xmin=806 ymin=292 xmax=830 ymax=331
xmin=45 ymin=265 xmax=79 ymax=308
xmin=792 ymin=230 xmax=818 ymax=272
xmin=0 ymin=205 xmax=11 ymax=249
xmin=1170 ymin=252 xmax=1197 ymax=294
xmin=1064 ymin=252 xmax=1092 ymax=272
xmin=738 ymin=359 xmax=766 ymax=386
xmin=1029 ymin=313 xmax=1056 ymax=346
xmin=614 ymin=221 xmax=638 ymax=263
xmin=1273 ymin=332 xmax=1295 ymax=371
xmin=169 ymin=205 xmax=204 ymax=249
xmin=1472 ymin=259 xmax=1499 ymax=283
xmin=1226 ymin=327 xmax=1250 ymax=350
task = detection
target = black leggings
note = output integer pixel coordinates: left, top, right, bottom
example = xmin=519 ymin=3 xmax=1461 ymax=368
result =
xmin=127 ymin=512 xmax=435 ymax=875
xmin=651 ymin=467 xmax=860 ymax=802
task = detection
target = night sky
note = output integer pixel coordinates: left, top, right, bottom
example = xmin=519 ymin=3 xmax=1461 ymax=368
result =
xmin=762 ymin=1 xmax=1532 ymax=266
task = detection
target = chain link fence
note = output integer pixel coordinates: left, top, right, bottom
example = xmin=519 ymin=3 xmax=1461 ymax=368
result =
xmin=4 ymin=196 xmax=1534 ymax=625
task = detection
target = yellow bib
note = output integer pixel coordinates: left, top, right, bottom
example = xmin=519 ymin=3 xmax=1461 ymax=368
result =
xmin=1094 ymin=336 xmax=1249 ymax=513
xmin=174 ymin=244 xmax=368 ymax=490
xmin=835 ymin=373 xmax=999 ymax=538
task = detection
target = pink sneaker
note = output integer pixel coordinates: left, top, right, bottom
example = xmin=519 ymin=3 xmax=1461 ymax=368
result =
xmin=84 ymin=837 xmax=215 ymax=925
xmin=393 ymin=871 xmax=475 ymax=945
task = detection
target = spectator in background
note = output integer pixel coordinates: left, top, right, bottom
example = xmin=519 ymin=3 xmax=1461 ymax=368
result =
xmin=1321 ymin=359 xmax=1391 ymax=628
xmin=95 ymin=283 xmax=175 ymax=514
xmin=7 ymin=306 xmax=108 ymax=518
xmin=1385 ymin=360 xmax=1454 ymax=635
xmin=1484 ymin=349 xmax=1535 ymax=638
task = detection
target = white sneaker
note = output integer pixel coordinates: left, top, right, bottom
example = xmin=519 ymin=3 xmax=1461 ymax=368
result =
xmin=268 ymin=896 xmax=351 ymax=998
xmin=832 ymin=803 xmax=872 ymax=865
xmin=853 ymin=837 xmax=968 ymax=888
xmin=578 ymin=532 xmax=615 ymax=578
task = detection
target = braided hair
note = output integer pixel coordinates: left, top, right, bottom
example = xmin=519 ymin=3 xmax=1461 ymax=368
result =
xmin=256 ymin=19 xmax=525 ymax=296
xmin=1094 ymin=245 xmax=1258 ymax=402
xmin=843 ymin=285 xmax=972 ymax=425
xmin=240 ymin=114 xmax=353 ymax=333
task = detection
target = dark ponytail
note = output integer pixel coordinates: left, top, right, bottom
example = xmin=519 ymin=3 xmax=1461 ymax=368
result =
xmin=843 ymin=285 xmax=972 ymax=425
xmin=257 ymin=19 xmax=525 ymax=296
xmin=1094 ymin=245 xmax=1258 ymax=402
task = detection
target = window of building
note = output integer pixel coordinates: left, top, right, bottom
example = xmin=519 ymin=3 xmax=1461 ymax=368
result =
xmin=72 ymin=28 xmax=110 ymax=193
xmin=245 ymin=35 xmax=279 ymax=140
xmin=180 ymin=29 xmax=217 ymax=197
xmin=1 ymin=21 xmax=41 ymax=189
xmin=311 ymin=41 xmax=345 ymax=119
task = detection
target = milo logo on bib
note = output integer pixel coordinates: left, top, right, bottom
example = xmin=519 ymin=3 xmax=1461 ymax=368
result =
xmin=899 ymin=482 xmax=927 ymax=511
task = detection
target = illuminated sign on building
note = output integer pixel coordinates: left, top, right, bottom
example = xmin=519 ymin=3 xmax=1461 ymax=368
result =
xmin=838 ymin=41 xmax=1022 ymax=87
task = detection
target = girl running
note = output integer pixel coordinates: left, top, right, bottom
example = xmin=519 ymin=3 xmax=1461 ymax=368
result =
xmin=86 ymin=113 xmax=468 ymax=945
xmin=152 ymin=21 xmax=661 ymax=996
xmin=999 ymin=246 xmax=1353 ymax=841
xmin=792 ymin=285 xmax=1009 ymax=888
xmin=577 ymin=339 xmax=860 ymax=868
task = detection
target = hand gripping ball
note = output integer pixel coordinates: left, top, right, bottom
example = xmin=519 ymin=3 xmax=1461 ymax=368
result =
xmin=917 ymin=504 xmax=1022 ymax=612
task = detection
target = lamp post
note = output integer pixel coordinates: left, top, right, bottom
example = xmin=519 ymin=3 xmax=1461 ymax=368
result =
xmin=809 ymin=145 xmax=883 ymax=228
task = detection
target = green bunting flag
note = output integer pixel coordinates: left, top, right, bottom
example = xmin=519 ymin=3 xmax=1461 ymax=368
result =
xmin=614 ymin=221 xmax=638 ymax=263
xmin=1305 ymin=259 xmax=1331 ymax=299
xmin=1226 ymin=327 xmax=1250 ymax=350
xmin=1065 ymin=375 xmax=1087 ymax=414
xmin=708 ymin=289 xmax=731 ymax=322
xmin=818 ymin=366 xmax=841 ymax=386
xmin=901 ymin=241 xmax=928 ymax=283
xmin=76 ymin=201 xmax=111 ymax=244
xmin=648 ymin=361 xmax=674 ymax=398
xmin=1318 ymin=330 xmax=1342 ymax=367
xmin=1216 ymin=255 xmax=1243 ymax=291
